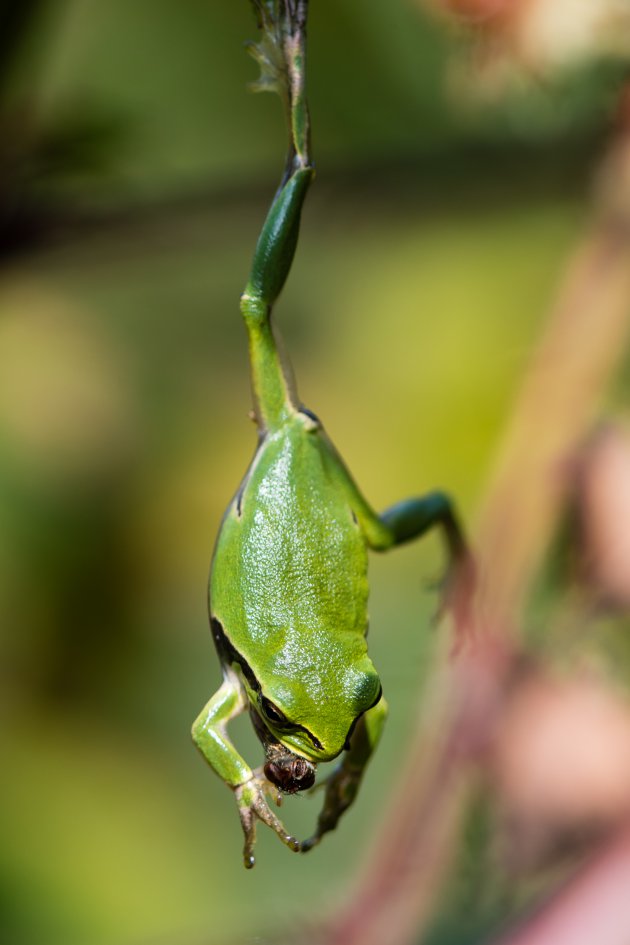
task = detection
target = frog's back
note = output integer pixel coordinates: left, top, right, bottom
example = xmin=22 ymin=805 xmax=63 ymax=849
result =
xmin=210 ymin=413 xmax=369 ymax=672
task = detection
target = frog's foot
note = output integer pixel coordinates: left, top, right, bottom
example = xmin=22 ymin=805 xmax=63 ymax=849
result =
xmin=235 ymin=775 xmax=300 ymax=869
xmin=300 ymin=764 xmax=361 ymax=854
xmin=432 ymin=547 xmax=477 ymax=652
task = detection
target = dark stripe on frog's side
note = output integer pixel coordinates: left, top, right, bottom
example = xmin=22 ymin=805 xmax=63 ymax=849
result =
xmin=211 ymin=615 xmax=260 ymax=693
xmin=210 ymin=616 xmax=323 ymax=751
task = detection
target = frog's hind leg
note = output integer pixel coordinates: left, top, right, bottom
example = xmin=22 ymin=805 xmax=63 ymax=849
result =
xmin=240 ymin=165 xmax=312 ymax=433
xmin=240 ymin=5 xmax=314 ymax=434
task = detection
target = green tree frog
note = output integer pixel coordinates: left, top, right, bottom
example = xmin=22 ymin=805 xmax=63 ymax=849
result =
xmin=192 ymin=0 xmax=473 ymax=869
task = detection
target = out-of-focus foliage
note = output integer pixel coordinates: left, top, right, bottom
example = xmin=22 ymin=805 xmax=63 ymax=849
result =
xmin=1 ymin=3 xmax=630 ymax=945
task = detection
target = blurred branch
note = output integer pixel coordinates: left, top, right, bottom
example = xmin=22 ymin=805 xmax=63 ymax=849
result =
xmin=0 ymin=0 xmax=131 ymax=257
xmin=315 ymin=87 xmax=630 ymax=945
xmin=0 ymin=138 xmax=596 ymax=263
xmin=475 ymin=124 xmax=630 ymax=632
xmin=0 ymin=0 xmax=45 ymax=98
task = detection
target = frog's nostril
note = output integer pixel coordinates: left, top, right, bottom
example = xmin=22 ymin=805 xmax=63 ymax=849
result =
xmin=264 ymin=756 xmax=316 ymax=794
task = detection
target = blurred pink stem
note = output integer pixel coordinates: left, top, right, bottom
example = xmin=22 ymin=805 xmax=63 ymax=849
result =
xmin=320 ymin=107 xmax=630 ymax=945
xmin=494 ymin=822 xmax=630 ymax=945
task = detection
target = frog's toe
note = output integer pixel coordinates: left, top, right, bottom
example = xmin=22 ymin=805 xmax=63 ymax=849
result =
xmin=238 ymin=812 xmax=258 ymax=869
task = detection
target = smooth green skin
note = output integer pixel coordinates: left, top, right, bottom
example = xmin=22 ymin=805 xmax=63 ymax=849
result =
xmin=191 ymin=161 xmax=471 ymax=869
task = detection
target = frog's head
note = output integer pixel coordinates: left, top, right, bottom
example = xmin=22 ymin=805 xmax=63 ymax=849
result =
xmin=211 ymin=616 xmax=381 ymax=775
xmin=249 ymin=654 xmax=382 ymax=768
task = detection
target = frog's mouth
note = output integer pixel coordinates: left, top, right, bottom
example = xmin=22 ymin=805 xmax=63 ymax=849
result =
xmin=250 ymin=705 xmax=317 ymax=794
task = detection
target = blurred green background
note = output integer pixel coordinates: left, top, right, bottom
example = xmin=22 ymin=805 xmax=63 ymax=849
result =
xmin=0 ymin=2 xmax=626 ymax=944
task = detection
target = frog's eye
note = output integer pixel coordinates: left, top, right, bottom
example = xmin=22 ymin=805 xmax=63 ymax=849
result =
xmin=260 ymin=696 xmax=289 ymax=727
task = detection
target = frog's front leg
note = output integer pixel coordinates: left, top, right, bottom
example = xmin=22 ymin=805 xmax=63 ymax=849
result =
xmin=372 ymin=491 xmax=476 ymax=639
xmin=301 ymin=697 xmax=388 ymax=853
xmin=335 ymin=470 xmax=474 ymax=639
xmin=192 ymin=673 xmax=300 ymax=868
